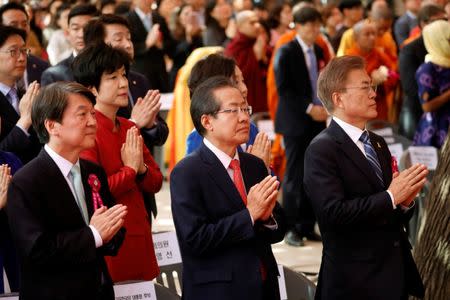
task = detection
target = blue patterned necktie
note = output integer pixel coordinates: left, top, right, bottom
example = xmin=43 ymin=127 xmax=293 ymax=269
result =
xmin=306 ymin=48 xmax=321 ymax=105
xmin=359 ymin=131 xmax=384 ymax=184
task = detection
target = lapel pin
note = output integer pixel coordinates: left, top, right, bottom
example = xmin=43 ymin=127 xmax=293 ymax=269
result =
xmin=377 ymin=142 xmax=381 ymax=148
xmin=132 ymin=80 xmax=137 ymax=85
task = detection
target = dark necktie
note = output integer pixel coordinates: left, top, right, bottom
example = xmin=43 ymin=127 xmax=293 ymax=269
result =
xmin=359 ymin=131 xmax=384 ymax=184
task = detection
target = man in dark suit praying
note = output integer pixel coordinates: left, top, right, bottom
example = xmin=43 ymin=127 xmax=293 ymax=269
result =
xmin=304 ymin=55 xmax=427 ymax=300
xmin=170 ymin=76 xmax=286 ymax=300
xmin=7 ymin=82 xmax=127 ymax=300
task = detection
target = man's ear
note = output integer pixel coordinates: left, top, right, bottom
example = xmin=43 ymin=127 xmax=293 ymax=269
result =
xmin=90 ymin=86 xmax=98 ymax=97
xmin=201 ymin=114 xmax=214 ymax=133
xmin=331 ymin=92 xmax=343 ymax=110
xmin=44 ymin=119 xmax=58 ymax=138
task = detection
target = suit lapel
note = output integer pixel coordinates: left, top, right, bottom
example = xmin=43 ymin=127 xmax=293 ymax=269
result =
xmin=329 ymin=121 xmax=384 ymax=190
xmin=369 ymin=132 xmax=392 ymax=188
xmin=199 ymin=143 xmax=246 ymax=210
xmin=39 ymin=150 xmax=88 ymax=225
xmin=0 ymin=92 xmax=20 ymax=121
xmin=80 ymin=160 xmax=95 ymax=218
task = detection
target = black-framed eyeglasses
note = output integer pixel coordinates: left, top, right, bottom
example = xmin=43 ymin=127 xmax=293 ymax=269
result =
xmin=215 ymin=106 xmax=253 ymax=116
xmin=0 ymin=48 xmax=31 ymax=58
xmin=342 ymin=85 xmax=377 ymax=93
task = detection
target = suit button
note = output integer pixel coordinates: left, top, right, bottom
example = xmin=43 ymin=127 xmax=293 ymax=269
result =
xmin=394 ymin=241 xmax=400 ymax=247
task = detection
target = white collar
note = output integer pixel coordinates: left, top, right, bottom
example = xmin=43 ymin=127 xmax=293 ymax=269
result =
xmin=296 ymin=34 xmax=314 ymax=54
xmin=44 ymin=144 xmax=79 ymax=178
xmin=203 ymin=138 xmax=239 ymax=170
xmin=0 ymin=81 xmax=16 ymax=97
xmin=135 ymin=7 xmax=152 ymax=21
xmin=333 ymin=116 xmax=366 ymax=144
xmin=406 ymin=10 xmax=417 ymax=19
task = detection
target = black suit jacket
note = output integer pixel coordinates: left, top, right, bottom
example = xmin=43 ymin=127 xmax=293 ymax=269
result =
xmin=274 ymin=39 xmax=325 ymax=137
xmin=0 ymin=92 xmax=41 ymax=163
xmin=41 ymin=55 xmax=75 ymax=86
xmin=398 ymin=36 xmax=426 ymax=138
xmin=126 ymin=10 xmax=176 ymax=92
xmin=170 ymin=143 xmax=286 ymax=300
xmin=304 ymin=120 xmax=424 ymax=300
xmin=26 ymin=55 xmax=50 ymax=85
xmin=6 ymin=150 xmax=125 ymax=300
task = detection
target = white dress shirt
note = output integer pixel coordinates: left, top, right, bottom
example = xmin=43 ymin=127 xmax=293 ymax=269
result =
xmin=44 ymin=144 xmax=103 ymax=247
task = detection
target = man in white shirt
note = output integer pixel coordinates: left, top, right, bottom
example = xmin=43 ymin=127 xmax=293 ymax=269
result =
xmin=304 ymin=55 xmax=427 ymax=300
xmin=7 ymin=82 xmax=127 ymax=300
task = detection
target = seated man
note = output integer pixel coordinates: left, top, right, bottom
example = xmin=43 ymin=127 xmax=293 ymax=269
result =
xmin=171 ymin=76 xmax=286 ymax=300
xmin=7 ymin=82 xmax=127 ymax=300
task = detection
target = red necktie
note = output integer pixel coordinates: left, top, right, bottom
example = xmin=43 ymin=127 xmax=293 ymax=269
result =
xmin=229 ymin=159 xmax=247 ymax=205
xmin=229 ymin=159 xmax=267 ymax=280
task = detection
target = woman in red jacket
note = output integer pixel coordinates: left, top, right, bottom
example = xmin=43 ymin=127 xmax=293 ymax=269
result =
xmin=73 ymin=43 xmax=163 ymax=282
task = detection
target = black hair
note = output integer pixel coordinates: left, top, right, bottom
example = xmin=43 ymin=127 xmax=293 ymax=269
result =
xmin=0 ymin=25 xmax=26 ymax=48
xmin=68 ymin=4 xmax=98 ymax=25
xmin=83 ymin=14 xmax=130 ymax=46
xmin=188 ymin=53 xmax=236 ymax=97
xmin=72 ymin=43 xmax=130 ymax=90
xmin=293 ymin=6 xmax=322 ymax=25
xmin=338 ymin=0 xmax=363 ymax=13
xmin=0 ymin=2 xmax=28 ymax=23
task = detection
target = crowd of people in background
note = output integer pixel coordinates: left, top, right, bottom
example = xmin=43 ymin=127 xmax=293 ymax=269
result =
xmin=0 ymin=0 xmax=448 ymax=298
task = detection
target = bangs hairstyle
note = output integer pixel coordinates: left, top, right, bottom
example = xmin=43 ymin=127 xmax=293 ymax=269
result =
xmin=72 ymin=43 xmax=130 ymax=90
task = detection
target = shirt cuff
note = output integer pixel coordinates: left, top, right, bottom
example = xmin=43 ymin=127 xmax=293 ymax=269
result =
xmin=248 ymin=209 xmax=254 ymax=225
xmin=263 ymin=215 xmax=278 ymax=230
xmin=400 ymin=201 xmax=415 ymax=211
xmin=16 ymin=124 xmax=30 ymax=137
xmin=386 ymin=190 xmax=396 ymax=209
xmin=89 ymin=225 xmax=103 ymax=248
xmin=306 ymin=103 xmax=313 ymax=114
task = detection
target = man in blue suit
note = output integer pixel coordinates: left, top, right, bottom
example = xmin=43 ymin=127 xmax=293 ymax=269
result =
xmin=304 ymin=56 xmax=427 ymax=300
xmin=171 ymin=76 xmax=286 ymax=300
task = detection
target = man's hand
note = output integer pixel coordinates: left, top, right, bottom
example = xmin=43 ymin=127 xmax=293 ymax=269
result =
xmin=247 ymin=132 xmax=271 ymax=170
xmin=309 ymin=105 xmax=328 ymax=121
xmin=247 ymin=175 xmax=279 ymax=222
xmin=90 ymin=204 xmax=128 ymax=243
xmin=17 ymin=81 xmax=40 ymax=130
xmin=121 ymin=127 xmax=144 ymax=173
xmin=253 ymin=32 xmax=267 ymax=62
xmin=131 ymin=90 xmax=161 ymax=129
xmin=388 ymin=164 xmax=428 ymax=206
xmin=0 ymin=164 xmax=11 ymax=209
xmin=145 ymin=24 xmax=162 ymax=49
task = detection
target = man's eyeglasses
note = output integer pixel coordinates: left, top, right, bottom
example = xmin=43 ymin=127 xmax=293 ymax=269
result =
xmin=0 ymin=48 xmax=31 ymax=58
xmin=343 ymin=85 xmax=377 ymax=93
xmin=215 ymin=106 xmax=253 ymax=116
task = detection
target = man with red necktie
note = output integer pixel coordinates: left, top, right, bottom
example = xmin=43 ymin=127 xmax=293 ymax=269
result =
xmin=170 ymin=76 xmax=286 ymax=300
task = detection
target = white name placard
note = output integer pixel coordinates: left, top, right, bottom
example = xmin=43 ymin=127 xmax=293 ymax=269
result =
xmin=408 ymin=146 xmax=439 ymax=170
xmin=277 ymin=265 xmax=287 ymax=300
xmin=256 ymin=120 xmax=275 ymax=141
xmin=114 ymin=281 xmax=156 ymax=300
xmin=160 ymin=93 xmax=174 ymax=111
xmin=372 ymin=127 xmax=394 ymax=137
xmin=388 ymin=143 xmax=404 ymax=163
xmin=0 ymin=297 xmax=18 ymax=300
xmin=152 ymin=231 xmax=182 ymax=266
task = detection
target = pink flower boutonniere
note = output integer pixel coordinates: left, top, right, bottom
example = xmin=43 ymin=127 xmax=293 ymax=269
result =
xmin=319 ymin=60 xmax=325 ymax=70
xmin=88 ymin=174 xmax=104 ymax=210
xmin=391 ymin=156 xmax=399 ymax=174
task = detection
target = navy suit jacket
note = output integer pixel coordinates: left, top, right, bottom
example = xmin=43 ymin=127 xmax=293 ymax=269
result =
xmin=126 ymin=10 xmax=176 ymax=92
xmin=274 ymin=39 xmax=325 ymax=137
xmin=171 ymin=143 xmax=286 ymax=300
xmin=7 ymin=150 xmax=125 ymax=300
xmin=0 ymin=92 xmax=41 ymax=163
xmin=40 ymin=54 xmax=74 ymax=86
xmin=304 ymin=120 xmax=424 ymax=300
xmin=26 ymin=55 xmax=50 ymax=85
xmin=394 ymin=13 xmax=417 ymax=46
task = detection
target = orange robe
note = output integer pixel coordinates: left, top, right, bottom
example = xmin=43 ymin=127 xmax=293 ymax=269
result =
xmin=346 ymin=46 xmax=398 ymax=120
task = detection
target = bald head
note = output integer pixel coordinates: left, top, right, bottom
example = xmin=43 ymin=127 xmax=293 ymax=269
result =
xmin=236 ymin=10 xmax=260 ymax=38
xmin=353 ymin=20 xmax=376 ymax=52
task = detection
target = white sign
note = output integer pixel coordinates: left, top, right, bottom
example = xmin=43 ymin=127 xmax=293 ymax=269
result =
xmin=0 ymin=297 xmax=18 ymax=300
xmin=372 ymin=127 xmax=394 ymax=137
xmin=408 ymin=146 xmax=439 ymax=170
xmin=160 ymin=93 xmax=174 ymax=111
xmin=152 ymin=232 xmax=182 ymax=266
xmin=388 ymin=143 xmax=404 ymax=163
xmin=114 ymin=281 xmax=156 ymax=300
xmin=277 ymin=265 xmax=287 ymax=300
xmin=256 ymin=120 xmax=275 ymax=141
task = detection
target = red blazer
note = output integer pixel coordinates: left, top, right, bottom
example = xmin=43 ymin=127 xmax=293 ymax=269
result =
xmin=81 ymin=110 xmax=163 ymax=282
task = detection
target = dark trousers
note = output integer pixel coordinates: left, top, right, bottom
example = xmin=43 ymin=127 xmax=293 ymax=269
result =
xmin=282 ymin=135 xmax=316 ymax=236
xmin=0 ymin=233 xmax=21 ymax=293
